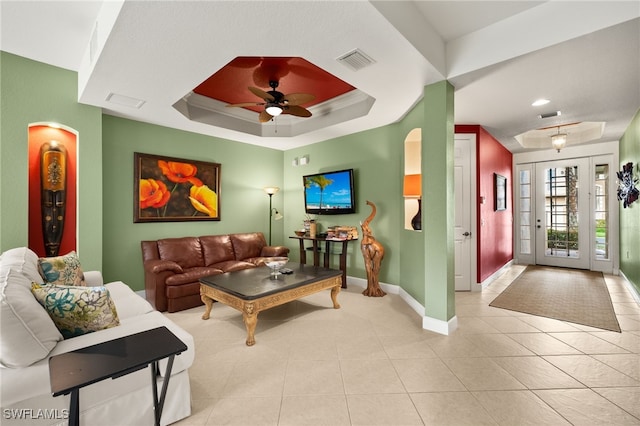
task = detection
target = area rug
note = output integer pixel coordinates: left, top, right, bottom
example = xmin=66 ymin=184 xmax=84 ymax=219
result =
xmin=489 ymin=265 xmax=621 ymax=332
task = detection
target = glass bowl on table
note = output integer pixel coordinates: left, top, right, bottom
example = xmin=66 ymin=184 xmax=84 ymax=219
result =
xmin=264 ymin=257 xmax=289 ymax=279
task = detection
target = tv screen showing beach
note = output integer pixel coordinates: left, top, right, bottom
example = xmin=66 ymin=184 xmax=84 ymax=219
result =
xmin=303 ymin=169 xmax=355 ymax=215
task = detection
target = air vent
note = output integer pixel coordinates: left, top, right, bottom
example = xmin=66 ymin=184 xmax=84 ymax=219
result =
xmin=106 ymin=93 xmax=145 ymax=109
xmin=337 ymin=49 xmax=375 ymax=71
xmin=539 ymin=110 xmax=562 ymax=119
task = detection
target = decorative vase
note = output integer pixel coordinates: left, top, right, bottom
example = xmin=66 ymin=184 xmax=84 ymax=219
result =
xmin=411 ymin=199 xmax=422 ymax=230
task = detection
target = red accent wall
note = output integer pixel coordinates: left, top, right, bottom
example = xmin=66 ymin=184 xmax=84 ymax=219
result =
xmin=456 ymin=125 xmax=513 ymax=283
xmin=28 ymin=125 xmax=77 ymax=257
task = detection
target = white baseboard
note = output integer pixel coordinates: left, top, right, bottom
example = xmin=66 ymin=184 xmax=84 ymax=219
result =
xmin=347 ymin=276 xmax=457 ymax=335
xmin=422 ymin=315 xmax=458 ymax=335
xmin=479 ymin=260 xmax=514 ymax=289
xmin=619 ymin=270 xmax=640 ymax=305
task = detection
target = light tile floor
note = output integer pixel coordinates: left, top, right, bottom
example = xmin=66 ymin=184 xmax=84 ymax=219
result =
xmin=168 ymin=265 xmax=640 ymax=425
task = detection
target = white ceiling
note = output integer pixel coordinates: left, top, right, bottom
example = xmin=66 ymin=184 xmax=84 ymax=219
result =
xmin=1 ymin=1 xmax=638 ymax=152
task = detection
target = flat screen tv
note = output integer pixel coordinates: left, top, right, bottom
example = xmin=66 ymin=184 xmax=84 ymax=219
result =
xmin=303 ymin=169 xmax=355 ymax=215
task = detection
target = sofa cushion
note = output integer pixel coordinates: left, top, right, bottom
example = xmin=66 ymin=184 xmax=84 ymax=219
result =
xmin=230 ymin=233 xmax=266 ymax=261
xmin=31 ymin=283 xmax=120 ymax=339
xmin=0 ymin=248 xmax=62 ymax=368
xmin=200 ymin=235 xmax=235 ymax=266
xmin=0 ymin=247 xmax=44 ymax=286
xmin=38 ymin=250 xmax=86 ymax=286
xmin=105 ymin=281 xmax=154 ymax=320
xmin=157 ymin=237 xmax=204 ymax=269
xmin=165 ymin=266 xmax=223 ymax=286
xmin=213 ymin=260 xmax=257 ymax=272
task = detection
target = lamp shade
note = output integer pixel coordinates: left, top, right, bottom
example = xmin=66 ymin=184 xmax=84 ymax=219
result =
xmin=403 ymin=174 xmax=421 ymax=198
xmin=263 ymin=186 xmax=279 ymax=195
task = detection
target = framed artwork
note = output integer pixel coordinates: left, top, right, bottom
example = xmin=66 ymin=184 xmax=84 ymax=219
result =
xmin=617 ymin=162 xmax=639 ymax=208
xmin=494 ymin=173 xmax=507 ymax=211
xmin=134 ymin=152 xmax=221 ymax=222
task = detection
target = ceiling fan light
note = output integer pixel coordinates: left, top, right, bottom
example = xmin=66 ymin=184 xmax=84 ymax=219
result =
xmin=265 ymin=104 xmax=283 ymax=116
xmin=551 ymin=133 xmax=567 ymax=152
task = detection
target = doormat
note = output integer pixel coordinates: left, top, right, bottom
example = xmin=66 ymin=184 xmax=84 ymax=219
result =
xmin=489 ymin=265 xmax=621 ymax=332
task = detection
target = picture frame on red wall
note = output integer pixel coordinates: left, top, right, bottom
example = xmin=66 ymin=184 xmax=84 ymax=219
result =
xmin=494 ymin=173 xmax=507 ymax=211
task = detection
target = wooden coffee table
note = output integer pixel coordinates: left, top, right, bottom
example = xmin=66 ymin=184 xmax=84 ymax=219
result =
xmin=200 ymin=263 xmax=342 ymax=346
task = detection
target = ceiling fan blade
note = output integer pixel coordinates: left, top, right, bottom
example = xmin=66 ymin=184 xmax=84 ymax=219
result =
xmin=283 ymin=93 xmax=315 ymax=106
xmin=283 ymin=105 xmax=312 ymax=118
xmin=248 ymin=86 xmax=275 ymax=102
xmin=225 ymin=102 xmax=265 ymax=108
xmin=259 ymin=110 xmax=274 ymax=123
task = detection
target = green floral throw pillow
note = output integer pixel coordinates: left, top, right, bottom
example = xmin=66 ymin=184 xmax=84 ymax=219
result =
xmin=38 ymin=251 xmax=86 ymax=287
xmin=31 ymin=283 xmax=120 ymax=339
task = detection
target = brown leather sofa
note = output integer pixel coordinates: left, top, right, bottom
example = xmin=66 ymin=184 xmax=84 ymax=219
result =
xmin=141 ymin=232 xmax=289 ymax=312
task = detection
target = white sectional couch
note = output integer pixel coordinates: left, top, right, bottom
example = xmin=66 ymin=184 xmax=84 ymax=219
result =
xmin=0 ymin=247 xmax=194 ymax=425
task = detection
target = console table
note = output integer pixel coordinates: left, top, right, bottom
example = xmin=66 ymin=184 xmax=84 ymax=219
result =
xmin=290 ymin=235 xmax=356 ymax=288
xmin=49 ymin=326 xmax=187 ymax=426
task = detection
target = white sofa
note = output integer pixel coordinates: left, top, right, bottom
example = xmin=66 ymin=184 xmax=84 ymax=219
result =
xmin=0 ymin=247 xmax=194 ymax=426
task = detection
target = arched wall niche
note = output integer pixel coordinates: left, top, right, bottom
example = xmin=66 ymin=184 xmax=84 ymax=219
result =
xmin=28 ymin=122 xmax=79 ymax=257
xmin=403 ymin=128 xmax=421 ymax=230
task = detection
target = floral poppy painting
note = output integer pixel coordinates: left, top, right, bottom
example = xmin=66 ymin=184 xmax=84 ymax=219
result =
xmin=134 ymin=152 xmax=221 ymax=222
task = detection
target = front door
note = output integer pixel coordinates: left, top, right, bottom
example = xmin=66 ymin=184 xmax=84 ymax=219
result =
xmin=535 ymin=158 xmax=590 ymax=269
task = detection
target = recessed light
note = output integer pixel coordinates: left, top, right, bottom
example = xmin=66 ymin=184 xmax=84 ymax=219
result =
xmin=532 ymin=99 xmax=550 ymax=107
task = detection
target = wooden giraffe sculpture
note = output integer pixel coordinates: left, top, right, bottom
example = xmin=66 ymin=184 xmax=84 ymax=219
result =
xmin=360 ymin=200 xmax=386 ymax=297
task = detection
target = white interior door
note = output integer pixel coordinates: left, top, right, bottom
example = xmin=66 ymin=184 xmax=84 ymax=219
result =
xmin=454 ymin=136 xmax=473 ymax=291
xmin=535 ymin=158 xmax=590 ymax=269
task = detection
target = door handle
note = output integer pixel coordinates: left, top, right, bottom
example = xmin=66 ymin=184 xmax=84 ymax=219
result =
xmin=462 ymin=232 xmax=471 ymax=237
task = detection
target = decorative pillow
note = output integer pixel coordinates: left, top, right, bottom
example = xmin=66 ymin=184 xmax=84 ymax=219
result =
xmin=38 ymin=251 xmax=86 ymax=286
xmin=31 ymin=283 xmax=120 ymax=339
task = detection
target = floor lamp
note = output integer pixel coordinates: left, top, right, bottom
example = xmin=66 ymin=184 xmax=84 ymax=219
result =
xmin=264 ymin=187 xmax=283 ymax=245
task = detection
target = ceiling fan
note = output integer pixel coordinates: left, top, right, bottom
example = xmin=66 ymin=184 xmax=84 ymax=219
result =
xmin=226 ymin=80 xmax=315 ymax=123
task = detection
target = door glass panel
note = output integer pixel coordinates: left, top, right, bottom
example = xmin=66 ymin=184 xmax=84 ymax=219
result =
xmin=544 ymin=166 xmax=579 ymax=258
xmin=595 ymin=164 xmax=609 ymax=260
xmin=519 ymin=169 xmax=531 ymax=254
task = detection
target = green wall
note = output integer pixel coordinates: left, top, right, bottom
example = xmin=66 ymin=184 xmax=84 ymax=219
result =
xmin=102 ymin=116 xmax=284 ymax=289
xmin=282 ymin=123 xmax=401 ymax=285
xmin=619 ymin=107 xmax=640 ymax=294
xmin=0 ymin=52 xmax=104 ymax=271
xmin=283 ymin=81 xmax=456 ymax=323
xmin=397 ymin=100 xmax=426 ymax=304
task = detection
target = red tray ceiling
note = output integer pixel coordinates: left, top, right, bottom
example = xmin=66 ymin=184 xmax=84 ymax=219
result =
xmin=194 ymin=57 xmax=355 ymax=113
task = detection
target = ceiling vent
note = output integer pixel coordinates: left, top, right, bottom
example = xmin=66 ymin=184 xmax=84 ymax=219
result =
xmin=106 ymin=93 xmax=145 ymax=109
xmin=337 ymin=49 xmax=375 ymax=71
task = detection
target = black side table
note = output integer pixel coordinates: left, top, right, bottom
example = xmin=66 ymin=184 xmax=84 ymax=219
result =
xmin=290 ymin=235 xmax=355 ymax=288
xmin=49 ymin=326 xmax=187 ymax=426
